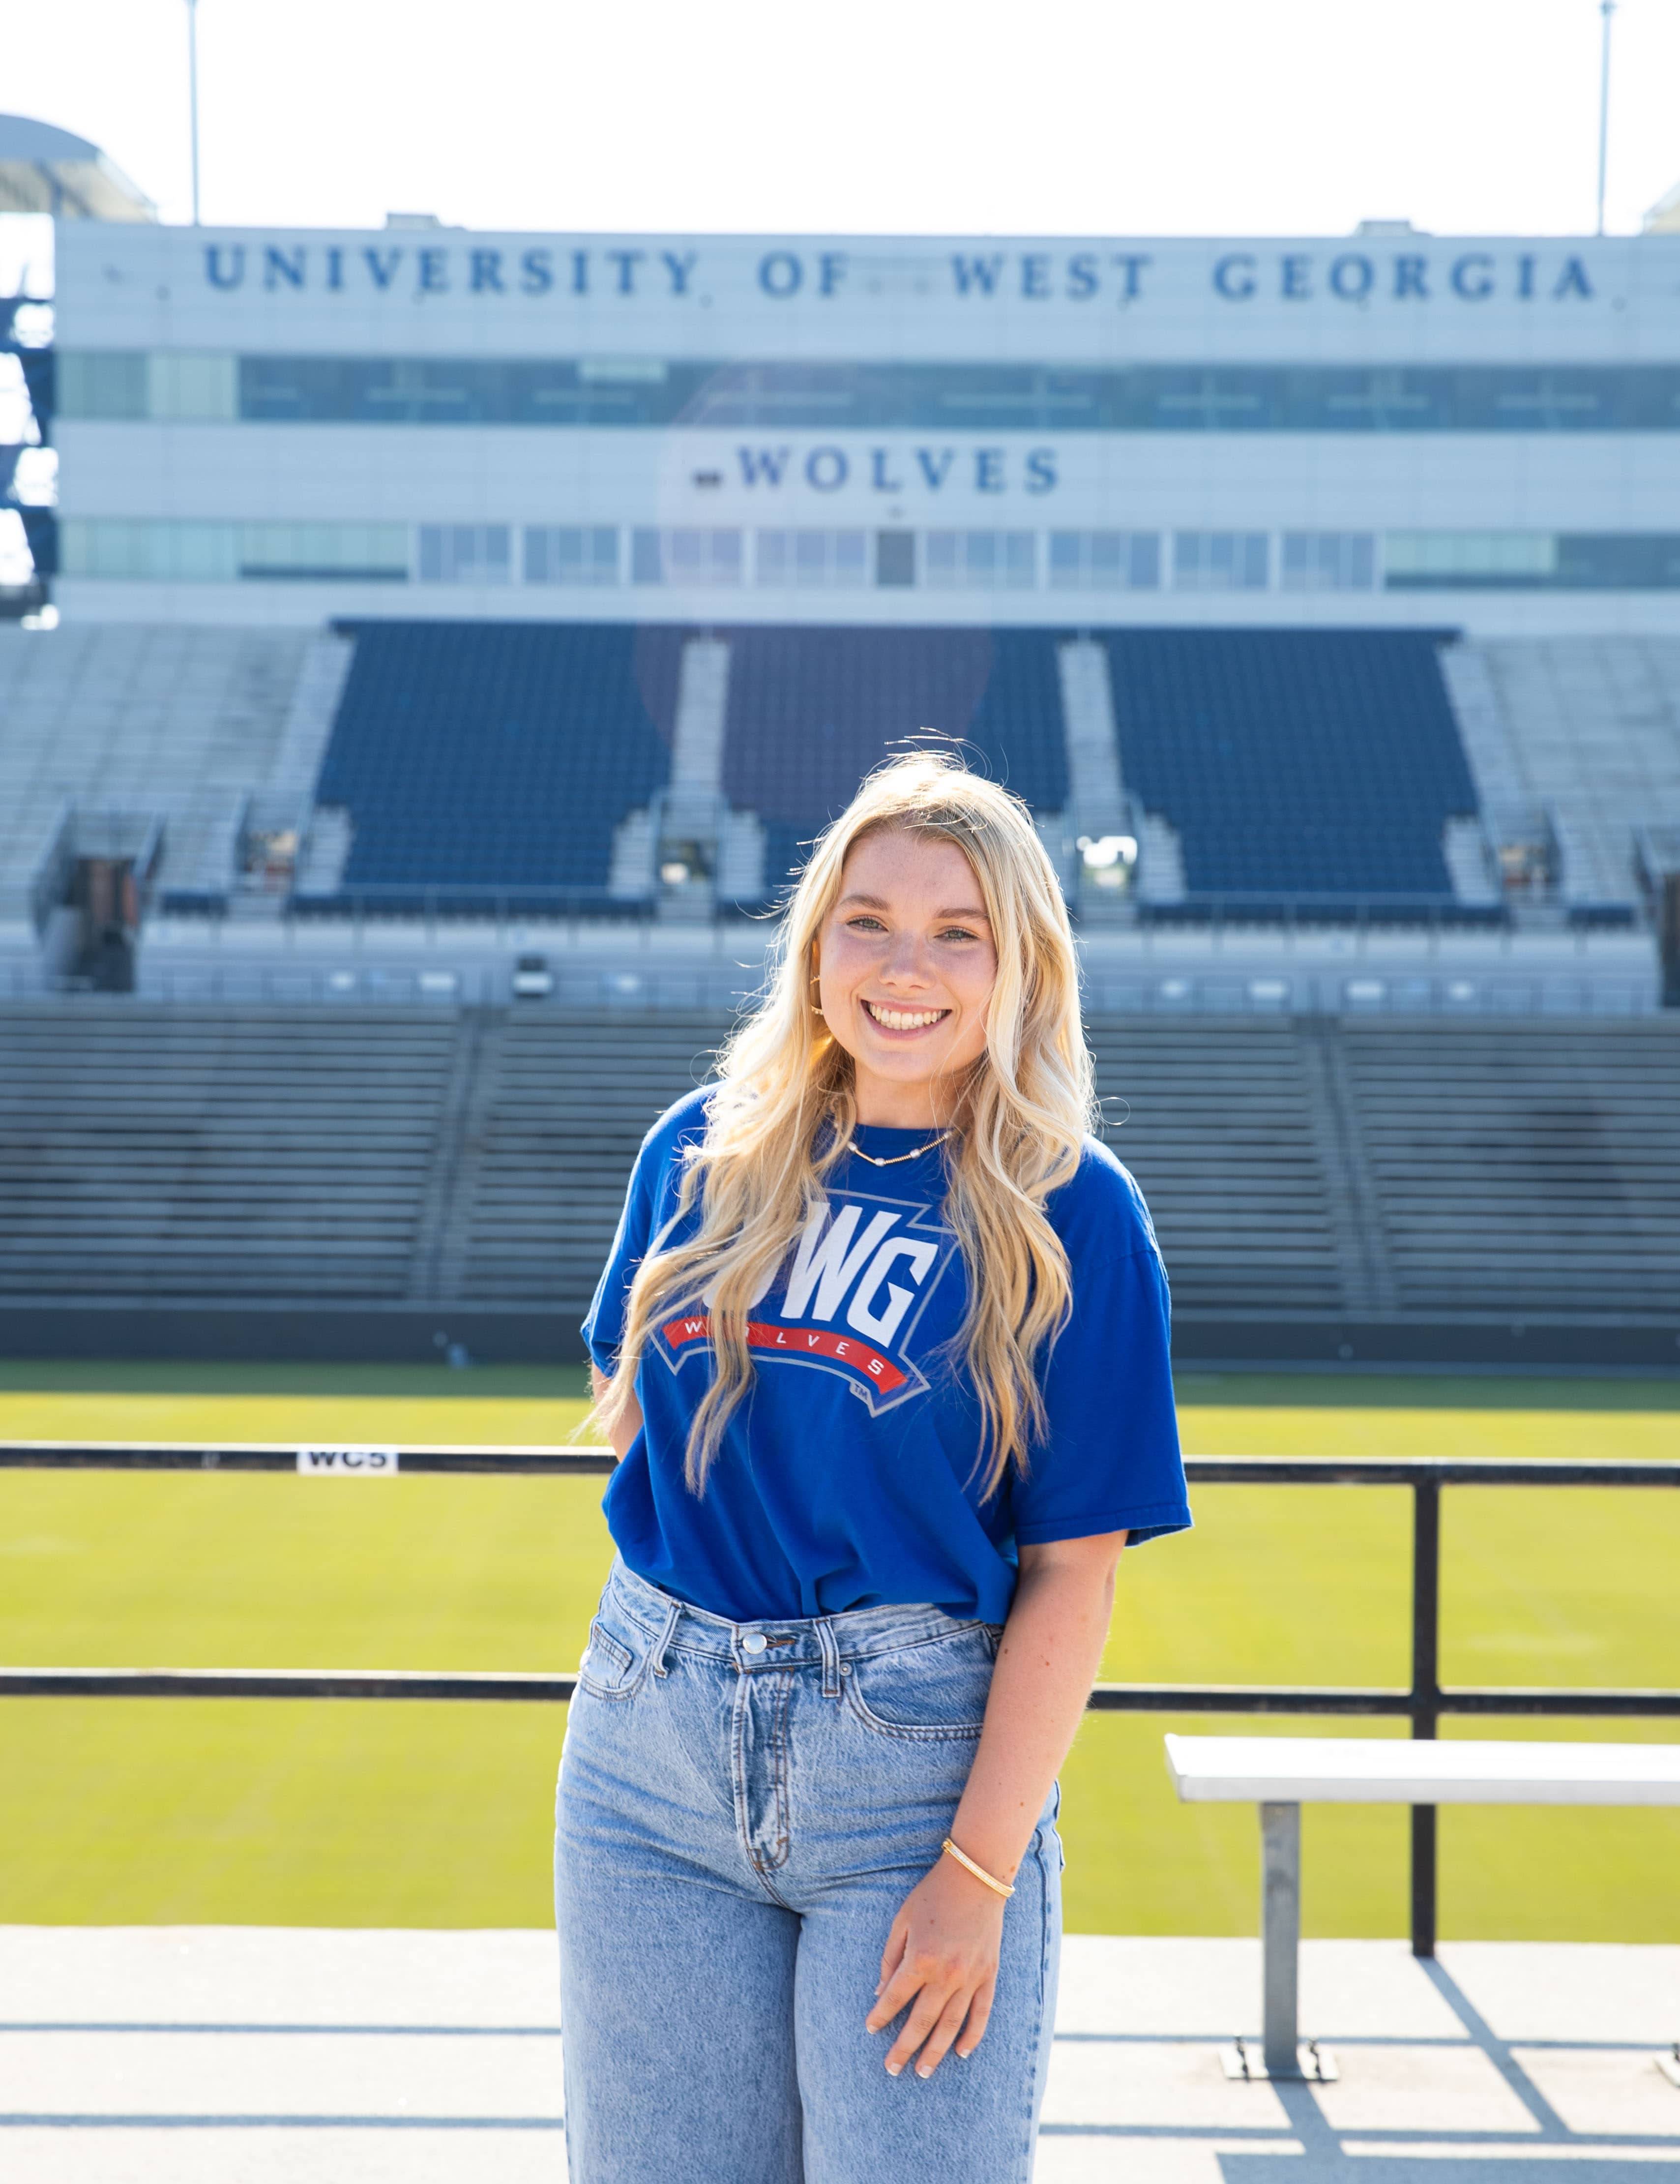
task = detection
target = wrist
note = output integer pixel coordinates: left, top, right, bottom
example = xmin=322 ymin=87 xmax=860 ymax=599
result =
xmin=948 ymin=1811 xmax=1026 ymax=1886
xmin=940 ymin=1832 xmax=1018 ymax=1898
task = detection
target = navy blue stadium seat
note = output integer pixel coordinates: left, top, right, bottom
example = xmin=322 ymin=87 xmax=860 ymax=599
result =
xmin=313 ymin=623 xmax=680 ymax=913
xmin=718 ymin=627 xmax=1068 ymax=900
xmin=1098 ymin=628 xmax=1478 ymax=906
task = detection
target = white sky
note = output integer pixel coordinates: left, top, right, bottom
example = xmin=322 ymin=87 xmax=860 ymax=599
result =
xmin=7 ymin=0 xmax=1680 ymax=238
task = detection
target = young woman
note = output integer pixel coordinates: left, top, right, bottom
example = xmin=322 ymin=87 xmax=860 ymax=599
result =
xmin=561 ymin=753 xmax=1189 ymax=2184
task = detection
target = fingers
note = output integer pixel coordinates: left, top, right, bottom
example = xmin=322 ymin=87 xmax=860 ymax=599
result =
xmin=875 ymin=1910 xmax=909 ymax=2002
xmin=883 ymin=1981 xmax=955 ymax=2078
xmin=878 ymin=1965 xmax=996 ymax=2079
xmin=906 ymin=1985 xmax=973 ymax=2079
xmin=865 ymin=1946 xmax=921 ymax=2035
xmin=955 ymin=1971 xmax=996 ymax=2060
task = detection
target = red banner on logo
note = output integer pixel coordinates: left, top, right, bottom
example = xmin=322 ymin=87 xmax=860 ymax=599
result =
xmin=661 ymin=1314 xmax=908 ymax=1394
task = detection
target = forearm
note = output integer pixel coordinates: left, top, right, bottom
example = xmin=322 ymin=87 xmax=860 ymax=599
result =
xmin=949 ymin=1538 xmax=1124 ymax=1883
xmin=589 ymin=1363 xmax=642 ymax=1464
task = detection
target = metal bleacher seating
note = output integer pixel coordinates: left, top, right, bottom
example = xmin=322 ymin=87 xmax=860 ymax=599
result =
xmin=1083 ymin=1020 xmax=1344 ymax=1319
xmin=1441 ymin=635 xmax=1680 ymax=908
xmin=446 ymin=1011 xmax=725 ymax=1311
xmin=2 ymin=1003 xmax=1674 ymax=1360
xmin=1100 ymin=628 xmax=1480 ymax=907
xmin=0 ymin=1005 xmax=459 ymax=1312
xmin=0 ymin=623 xmax=315 ymax=921
xmin=1339 ymin=1018 xmax=1680 ymax=1321
xmin=310 ymin=623 xmax=682 ymax=913
xmin=718 ymin=627 xmax=1069 ymax=901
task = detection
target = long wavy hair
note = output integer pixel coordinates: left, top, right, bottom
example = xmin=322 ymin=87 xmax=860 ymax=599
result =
xmin=596 ymin=751 xmax=1096 ymax=1498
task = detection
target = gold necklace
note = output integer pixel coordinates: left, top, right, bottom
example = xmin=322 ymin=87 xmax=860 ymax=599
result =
xmin=839 ymin=1130 xmax=952 ymax=1169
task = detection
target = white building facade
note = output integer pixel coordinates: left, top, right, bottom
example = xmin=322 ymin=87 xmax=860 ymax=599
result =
xmin=49 ymin=221 xmax=1680 ymax=633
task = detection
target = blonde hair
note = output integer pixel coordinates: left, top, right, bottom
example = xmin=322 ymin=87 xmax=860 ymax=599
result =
xmin=596 ymin=751 xmax=1095 ymax=1498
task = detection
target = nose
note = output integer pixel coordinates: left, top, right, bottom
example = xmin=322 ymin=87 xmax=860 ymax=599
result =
xmin=880 ymin=927 xmax=930 ymax=987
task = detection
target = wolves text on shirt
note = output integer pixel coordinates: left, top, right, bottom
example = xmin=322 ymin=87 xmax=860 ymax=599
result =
xmin=656 ymin=1192 xmax=957 ymax=1415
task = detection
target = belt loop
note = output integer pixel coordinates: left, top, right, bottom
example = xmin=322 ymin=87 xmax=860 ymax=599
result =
xmin=816 ymin=1617 xmax=842 ymax=1700
xmin=649 ymin=1598 xmax=681 ymax=1678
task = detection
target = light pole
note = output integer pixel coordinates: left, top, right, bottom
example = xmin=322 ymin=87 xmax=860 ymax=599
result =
xmin=186 ymin=0 xmax=202 ymax=225
xmin=1595 ymin=0 xmax=1615 ymax=238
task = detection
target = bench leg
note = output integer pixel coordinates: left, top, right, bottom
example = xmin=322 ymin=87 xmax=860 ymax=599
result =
xmin=1261 ymin=1801 xmax=1300 ymax=2079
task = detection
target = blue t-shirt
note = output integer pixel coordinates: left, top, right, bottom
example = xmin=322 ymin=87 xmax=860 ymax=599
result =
xmin=583 ymin=1087 xmax=1190 ymax=1623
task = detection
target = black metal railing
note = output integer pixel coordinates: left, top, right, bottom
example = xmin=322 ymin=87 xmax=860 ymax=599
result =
xmin=3 ymin=1444 xmax=1676 ymax=1958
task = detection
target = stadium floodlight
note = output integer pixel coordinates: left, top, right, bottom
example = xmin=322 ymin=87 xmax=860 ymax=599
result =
xmin=1596 ymin=0 xmax=1615 ymax=238
xmin=1077 ymin=834 xmax=1138 ymax=870
xmin=186 ymin=0 xmax=201 ymax=226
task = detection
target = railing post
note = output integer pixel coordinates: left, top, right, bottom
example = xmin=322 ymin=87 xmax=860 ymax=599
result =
xmin=1410 ymin=1477 xmax=1441 ymax=1957
xmin=1260 ymin=1800 xmax=1302 ymax=2077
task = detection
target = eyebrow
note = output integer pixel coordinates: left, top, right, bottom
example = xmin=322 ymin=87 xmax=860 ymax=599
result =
xmin=837 ymin=893 xmax=990 ymax=920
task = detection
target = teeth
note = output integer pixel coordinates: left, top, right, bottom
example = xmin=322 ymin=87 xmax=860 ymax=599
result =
xmin=865 ymin=1002 xmax=948 ymax=1031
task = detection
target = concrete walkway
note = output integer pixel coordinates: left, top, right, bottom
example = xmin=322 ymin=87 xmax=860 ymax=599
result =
xmin=1 ymin=1929 xmax=1676 ymax=2182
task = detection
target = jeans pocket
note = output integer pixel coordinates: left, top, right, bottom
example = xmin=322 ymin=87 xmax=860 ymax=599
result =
xmin=843 ymin=1626 xmax=993 ymax=1741
xmin=578 ymin=1615 xmax=642 ymax=1701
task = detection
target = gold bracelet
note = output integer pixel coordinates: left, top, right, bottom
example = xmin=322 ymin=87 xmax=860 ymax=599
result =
xmin=941 ymin=1836 xmax=1015 ymax=1900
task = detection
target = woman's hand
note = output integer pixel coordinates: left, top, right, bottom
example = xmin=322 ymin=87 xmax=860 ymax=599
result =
xmin=862 ymin=1534 xmax=1129 ymax=2081
xmin=865 ymin=1851 xmax=1007 ymax=2077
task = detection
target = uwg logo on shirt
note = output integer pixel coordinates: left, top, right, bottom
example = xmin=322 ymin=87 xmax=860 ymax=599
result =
xmin=656 ymin=1192 xmax=956 ymax=1416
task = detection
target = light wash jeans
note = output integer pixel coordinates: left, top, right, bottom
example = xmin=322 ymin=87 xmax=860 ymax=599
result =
xmin=555 ymin=1557 xmax=1061 ymax=2184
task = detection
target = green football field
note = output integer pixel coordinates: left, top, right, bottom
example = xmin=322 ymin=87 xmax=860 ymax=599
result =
xmin=1 ymin=1360 xmax=1676 ymax=1939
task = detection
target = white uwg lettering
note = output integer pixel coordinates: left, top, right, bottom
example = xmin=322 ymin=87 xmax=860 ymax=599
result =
xmin=782 ymin=1203 xmax=901 ymax=1321
xmin=296 ymin=1447 xmax=399 ymax=1475
xmin=845 ymin=1237 xmax=939 ymax=1345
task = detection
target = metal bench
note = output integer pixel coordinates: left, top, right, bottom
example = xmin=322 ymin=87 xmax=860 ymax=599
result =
xmin=1164 ymin=1733 xmax=1680 ymax=2082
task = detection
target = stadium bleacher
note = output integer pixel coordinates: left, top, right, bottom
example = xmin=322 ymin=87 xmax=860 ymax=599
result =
xmin=310 ymin=622 xmax=683 ymax=913
xmin=0 ymin=1005 xmax=459 ymax=1307
xmin=2 ymin=1001 xmax=1674 ymax=1365
xmin=1441 ymin=635 xmax=1680 ymax=908
xmin=1097 ymin=628 xmax=1480 ymax=906
xmin=0 ymin=623 xmax=327 ymax=923
xmin=717 ymin=626 xmax=1069 ymax=899
xmin=451 ymin=1011 xmax=722 ymax=1304
xmin=1340 ymin=1019 xmax=1680 ymax=1319
xmin=5 ymin=617 xmax=1676 ymax=941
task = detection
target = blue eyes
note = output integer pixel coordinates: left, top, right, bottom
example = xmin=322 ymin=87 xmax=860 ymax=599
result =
xmin=845 ymin=918 xmax=978 ymax=943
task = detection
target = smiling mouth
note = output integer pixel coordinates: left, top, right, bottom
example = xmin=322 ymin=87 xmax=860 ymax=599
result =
xmin=863 ymin=1001 xmax=950 ymax=1032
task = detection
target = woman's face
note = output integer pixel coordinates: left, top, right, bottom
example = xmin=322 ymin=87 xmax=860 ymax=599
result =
xmin=817 ymin=828 xmax=998 ymax=1128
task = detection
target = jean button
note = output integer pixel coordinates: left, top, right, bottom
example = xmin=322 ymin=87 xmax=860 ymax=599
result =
xmin=741 ymin=1632 xmax=767 ymax=1655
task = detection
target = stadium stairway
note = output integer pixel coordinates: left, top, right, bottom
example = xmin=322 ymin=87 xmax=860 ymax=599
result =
xmin=0 ymin=1004 xmax=1676 ymax=1367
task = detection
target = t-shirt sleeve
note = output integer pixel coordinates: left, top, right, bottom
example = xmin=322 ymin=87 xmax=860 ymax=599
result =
xmin=1010 ymin=1147 xmax=1191 ymax=1550
xmin=580 ymin=1092 xmax=707 ymax=1376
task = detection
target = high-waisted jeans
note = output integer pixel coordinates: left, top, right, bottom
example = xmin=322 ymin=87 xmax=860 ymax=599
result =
xmin=555 ymin=1557 xmax=1061 ymax=2184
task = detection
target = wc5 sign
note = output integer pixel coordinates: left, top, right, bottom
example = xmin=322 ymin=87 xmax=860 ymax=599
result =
xmin=296 ymin=1446 xmax=400 ymax=1475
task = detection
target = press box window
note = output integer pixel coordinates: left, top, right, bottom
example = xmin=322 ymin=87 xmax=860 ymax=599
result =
xmin=924 ymin=532 xmax=1036 ymax=589
xmin=524 ymin=526 xmax=619 ymax=585
xmin=1281 ymin=533 xmax=1376 ymax=590
xmin=59 ymin=518 xmax=408 ymax=583
xmin=875 ymin=531 xmax=915 ymax=587
xmin=241 ymin=523 xmax=408 ymax=581
xmin=417 ymin=525 xmax=511 ymax=584
xmin=1173 ymin=532 xmax=1269 ymax=590
xmin=755 ymin=530 xmax=869 ymax=587
xmin=631 ymin=529 xmax=743 ymax=585
xmin=1048 ymin=532 xmax=1160 ymax=589
xmin=1384 ymin=532 xmax=1559 ymax=586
